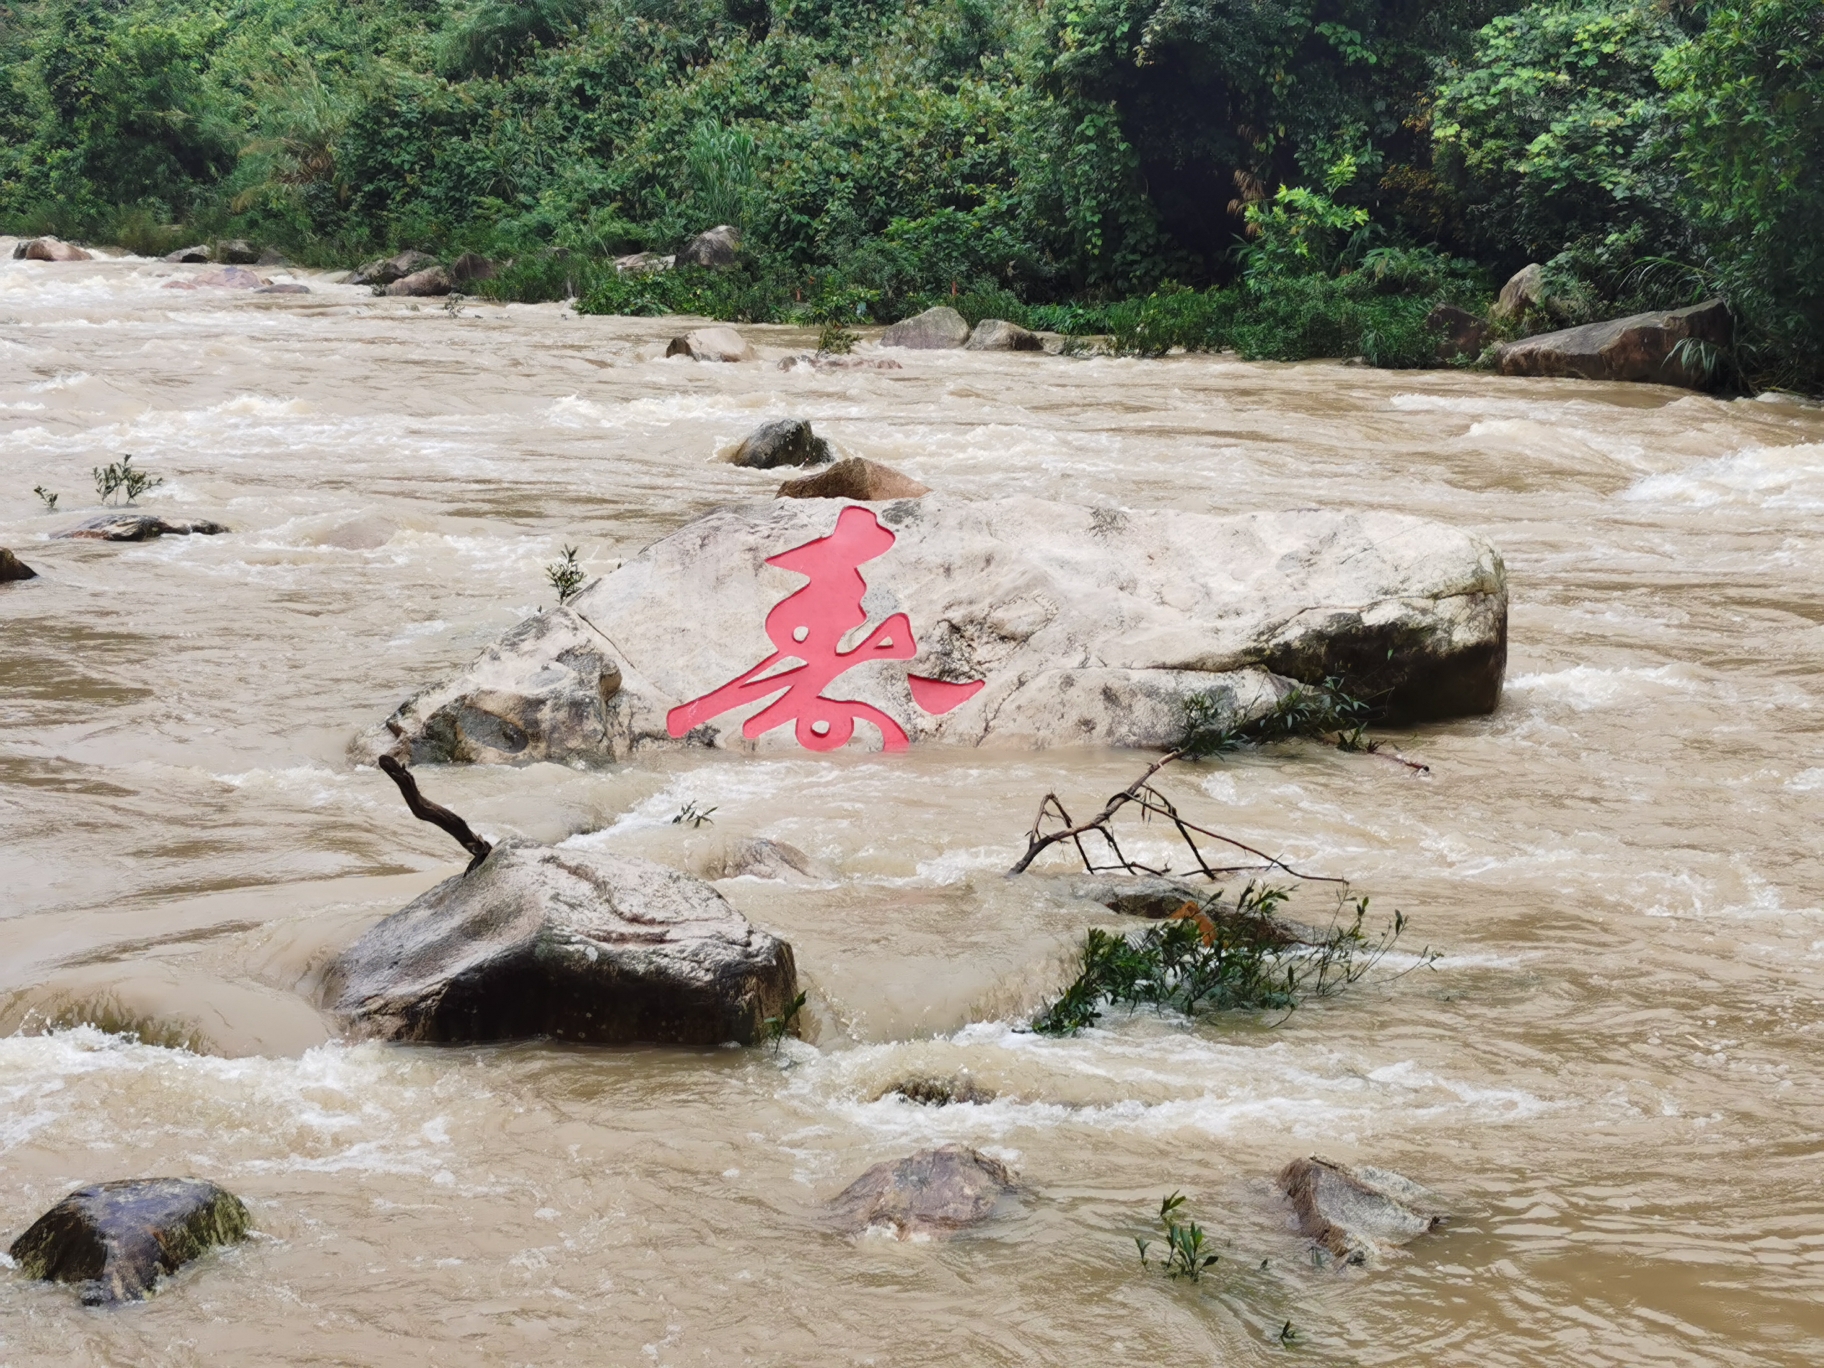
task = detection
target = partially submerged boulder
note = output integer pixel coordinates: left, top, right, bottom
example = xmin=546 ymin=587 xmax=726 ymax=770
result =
xmin=727 ymin=418 xmax=832 ymax=469
xmin=323 ymin=838 xmax=798 ymax=1046
xmin=9 ymin=1178 xmax=250 ymax=1305
xmin=777 ymin=457 xmax=929 ymax=502
xmin=829 ymin=1145 xmax=1015 ymax=1237
xmin=54 ymin=514 xmax=228 ymax=542
xmin=699 ymin=836 xmax=822 ymax=881
xmin=385 ymin=265 xmax=452 ymax=297
xmin=14 ymin=237 xmax=92 ymax=262
xmin=350 ymin=250 xmax=436 ymax=286
xmin=667 ymin=326 xmax=756 ymax=362
xmin=677 ymin=224 xmax=741 ymax=269
xmin=964 ymin=318 xmax=1043 ymax=352
xmin=1280 ymin=1156 xmax=1446 ymax=1265
xmin=162 ymin=266 xmax=266 ymax=290
xmin=1496 ymin=300 xmax=1731 ymax=388
xmin=881 ymin=306 xmax=970 ymax=350
xmin=163 ymin=244 xmax=211 ymax=263
xmin=360 ymin=498 xmax=1506 ymax=762
xmin=778 ymin=353 xmax=903 ymax=372
xmin=0 ymin=548 xmax=36 ymax=581
xmin=256 ymin=283 xmax=311 ymax=295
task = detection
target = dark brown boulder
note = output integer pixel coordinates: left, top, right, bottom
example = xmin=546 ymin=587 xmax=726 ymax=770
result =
xmin=9 ymin=1178 xmax=250 ymax=1304
xmin=727 ymin=418 xmax=832 ymax=469
xmin=1496 ymin=299 xmax=1732 ymax=389
xmin=829 ymin=1146 xmax=1016 ymax=1237
xmin=1427 ymin=304 xmax=1489 ymax=363
xmin=214 ymin=239 xmax=259 ymax=264
xmin=677 ymin=225 xmax=741 ymax=269
xmin=448 ymin=252 xmax=496 ymax=286
xmin=777 ymin=457 xmax=930 ymax=502
xmin=385 ymin=265 xmax=452 ymax=297
xmin=163 ymin=244 xmax=212 ymax=264
xmin=1280 ymin=1157 xmax=1446 ymax=1265
xmin=53 ymin=514 xmax=229 ymax=542
xmin=0 ymin=548 xmax=37 ymax=581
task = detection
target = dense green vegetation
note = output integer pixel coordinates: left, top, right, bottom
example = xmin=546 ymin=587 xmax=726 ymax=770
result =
xmin=1 ymin=0 xmax=1817 ymax=386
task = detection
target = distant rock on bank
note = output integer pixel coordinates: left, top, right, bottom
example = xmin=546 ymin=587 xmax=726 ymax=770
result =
xmin=829 ymin=1146 xmax=1016 ymax=1237
xmin=881 ymin=306 xmax=970 ymax=349
xmin=13 ymin=237 xmax=92 ymax=262
xmin=667 ymin=326 xmax=756 ymax=362
xmin=1496 ymin=300 xmax=1731 ymax=389
xmin=323 ymin=838 xmax=798 ymax=1047
xmin=54 ymin=514 xmax=228 ymax=542
xmin=677 ymin=225 xmax=742 ymax=269
xmin=963 ymin=319 xmax=1043 ymax=352
xmin=385 ymin=265 xmax=452 ymax=297
xmin=9 ymin=1178 xmax=250 ymax=1304
xmin=349 ymin=250 xmax=436 ymax=286
xmin=357 ymin=497 xmax=1507 ymax=763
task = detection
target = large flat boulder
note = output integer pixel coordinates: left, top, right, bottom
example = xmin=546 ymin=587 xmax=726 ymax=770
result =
xmin=667 ymin=326 xmax=756 ymax=362
xmin=881 ymin=306 xmax=970 ymax=349
xmin=10 ymin=1178 xmax=249 ymax=1304
xmin=322 ymin=838 xmax=798 ymax=1046
xmin=1496 ymin=299 xmax=1730 ymax=388
xmin=359 ymin=498 xmax=1505 ymax=763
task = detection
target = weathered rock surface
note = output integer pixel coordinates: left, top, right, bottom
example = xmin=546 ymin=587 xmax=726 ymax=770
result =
xmin=677 ymin=224 xmax=742 ymax=269
xmin=350 ymin=250 xmax=436 ymax=286
xmin=829 ymin=1145 xmax=1015 ymax=1236
xmin=322 ymin=837 xmax=798 ymax=1046
xmin=882 ymin=1075 xmax=995 ymax=1106
xmin=1427 ymin=304 xmax=1488 ymax=363
xmin=667 ymin=326 xmax=756 ymax=362
xmin=1280 ymin=1156 xmax=1446 ymax=1264
xmin=615 ymin=250 xmax=674 ymax=276
xmin=9 ymin=1178 xmax=250 ymax=1304
xmin=359 ymin=498 xmax=1506 ymax=763
xmin=385 ymin=265 xmax=452 ymax=297
xmin=0 ymin=548 xmax=36 ymax=581
xmin=727 ymin=418 xmax=832 ymax=469
xmin=162 ymin=266 xmax=266 ymax=290
xmin=256 ymin=247 xmax=288 ymax=266
xmin=215 ymin=239 xmax=259 ymax=264
xmin=448 ymin=252 xmax=496 ymax=286
xmin=880 ymin=306 xmax=970 ymax=349
xmin=964 ymin=318 xmax=1043 ymax=352
xmin=53 ymin=514 xmax=229 ymax=542
xmin=1488 ymin=262 xmax=1567 ymax=324
xmin=163 ymin=244 xmax=211 ymax=263
xmin=777 ymin=457 xmax=929 ymax=502
xmin=699 ymin=837 xmax=822 ymax=881
xmin=256 ymin=283 xmax=311 ymax=295
xmin=1496 ymin=300 xmax=1731 ymax=388
xmin=15 ymin=237 xmax=93 ymax=262
xmin=777 ymin=353 xmax=903 ymax=372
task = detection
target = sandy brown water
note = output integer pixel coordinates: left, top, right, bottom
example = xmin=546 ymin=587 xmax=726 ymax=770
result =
xmin=2 ymin=246 xmax=1824 ymax=1365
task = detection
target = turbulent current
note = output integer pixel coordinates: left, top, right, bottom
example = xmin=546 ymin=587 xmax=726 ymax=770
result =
xmin=2 ymin=249 xmax=1822 ymax=1365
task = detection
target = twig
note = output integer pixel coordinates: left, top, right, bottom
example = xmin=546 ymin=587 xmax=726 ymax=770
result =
xmin=377 ymin=755 xmax=493 ymax=874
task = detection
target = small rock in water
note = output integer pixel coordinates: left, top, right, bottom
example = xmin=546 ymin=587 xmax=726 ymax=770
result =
xmin=830 ymin=1145 xmax=1016 ymax=1237
xmin=255 ymin=247 xmax=289 ymax=266
xmin=323 ymin=838 xmax=799 ymax=1047
xmin=0 ymin=547 xmax=37 ymax=581
xmin=666 ymin=326 xmax=756 ymax=362
xmin=676 ymin=225 xmax=742 ymax=269
xmin=162 ymin=266 xmax=267 ymax=290
xmin=727 ymin=418 xmax=832 ymax=469
xmin=163 ymin=243 xmax=212 ymax=263
xmin=385 ymin=265 xmax=451 ymax=297
xmin=883 ymin=1075 xmax=995 ymax=1106
xmin=9 ymin=1178 xmax=250 ymax=1305
xmin=880 ymin=305 xmax=970 ymax=350
xmin=53 ymin=514 xmax=229 ymax=542
xmin=256 ymin=283 xmax=311 ymax=295
xmin=1064 ymin=874 xmax=1215 ymax=920
xmin=963 ymin=318 xmax=1043 ymax=352
xmin=777 ymin=353 xmax=903 ymax=372
xmin=15 ymin=237 xmax=93 ymax=262
xmin=776 ymin=457 xmax=929 ymax=502
xmin=1279 ymin=1156 xmax=1446 ymax=1265
xmin=700 ymin=837 xmax=821 ymax=881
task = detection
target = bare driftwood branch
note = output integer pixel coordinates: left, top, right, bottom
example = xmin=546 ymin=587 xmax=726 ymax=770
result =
xmin=377 ymin=754 xmax=493 ymax=874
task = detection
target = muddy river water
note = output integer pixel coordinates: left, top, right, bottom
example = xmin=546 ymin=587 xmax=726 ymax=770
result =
xmin=2 ymin=249 xmax=1823 ymax=1365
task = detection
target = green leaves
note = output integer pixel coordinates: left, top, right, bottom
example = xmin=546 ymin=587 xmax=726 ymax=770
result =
xmin=1138 ymin=1192 xmax=1220 ymax=1280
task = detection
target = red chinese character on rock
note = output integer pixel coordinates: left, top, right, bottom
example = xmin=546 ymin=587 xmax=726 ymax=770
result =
xmin=667 ymin=505 xmax=924 ymax=751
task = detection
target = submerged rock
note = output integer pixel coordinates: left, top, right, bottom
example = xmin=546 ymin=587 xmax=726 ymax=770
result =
xmin=162 ymin=266 xmax=266 ymax=290
xmin=880 ymin=306 xmax=970 ymax=350
xmin=882 ymin=1075 xmax=995 ymax=1106
xmin=1279 ymin=1156 xmax=1446 ymax=1264
xmin=776 ymin=457 xmax=929 ymax=502
xmin=163 ymin=244 xmax=211 ymax=263
xmin=0 ymin=548 xmax=36 ymax=581
xmin=53 ymin=514 xmax=228 ymax=542
xmin=667 ymin=326 xmax=756 ymax=362
xmin=778 ymin=353 xmax=903 ymax=372
xmin=256 ymin=283 xmax=311 ymax=295
xmin=9 ymin=1178 xmax=250 ymax=1305
xmin=359 ymin=498 xmax=1506 ymax=762
xmin=350 ymin=250 xmax=436 ymax=286
xmin=323 ymin=838 xmax=798 ymax=1046
xmin=385 ymin=265 xmax=451 ymax=297
xmin=728 ymin=418 xmax=832 ymax=469
xmin=677 ymin=224 xmax=742 ymax=269
xmin=14 ymin=237 xmax=92 ymax=262
xmin=964 ymin=319 xmax=1043 ymax=352
xmin=829 ymin=1145 xmax=1015 ymax=1237
xmin=1496 ymin=300 xmax=1731 ymax=389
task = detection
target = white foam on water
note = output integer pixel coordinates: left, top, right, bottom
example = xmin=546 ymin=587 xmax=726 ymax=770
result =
xmin=1506 ymin=663 xmax=1703 ymax=711
xmin=1622 ymin=442 xmax=1824 ymax=510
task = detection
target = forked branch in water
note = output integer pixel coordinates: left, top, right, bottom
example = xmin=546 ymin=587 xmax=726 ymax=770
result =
xmin=377 ymin=754 xmax=493 ymax=874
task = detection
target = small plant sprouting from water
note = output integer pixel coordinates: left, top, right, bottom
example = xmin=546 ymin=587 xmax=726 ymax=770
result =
xmin=32 ymin=485 xmax=57 ymax=512
xmin=92 ymin=454 xmax=161 ymax=505
xmin=762 ymin=989 xmax=807 ymax=1051
xmin=545 ymin=544 xmax=585 ymax=604
xmin=1137 ymin=1192 xmax=1220 ymax=1281
xmin=816 ymin=317 xmax=858 ymax=354
xmin=1179 ymin=678 xmax=1369 ymax=759
xmin=670 ymin=801 xmax=717 ymax=827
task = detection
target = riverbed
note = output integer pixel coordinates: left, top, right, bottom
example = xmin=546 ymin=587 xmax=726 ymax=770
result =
xmin=2 ymin=248 xmax=1822 ymax=1365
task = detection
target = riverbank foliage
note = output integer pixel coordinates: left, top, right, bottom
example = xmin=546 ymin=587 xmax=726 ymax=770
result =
xmin=2 ymin=0 xmax=1817 ymax=386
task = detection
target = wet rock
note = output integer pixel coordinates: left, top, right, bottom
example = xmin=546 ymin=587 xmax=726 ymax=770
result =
xmin=15 ymin=237 xmax=93 ymax=262
xmin=700 ymin=837 xmax=821 ymax=881
xmin=880 ymin=306 xmax=970 ymax=350
xmin=830 ymin=1145 xmax=1015 ymax=1237
xmin=448 ymin=252 xmax=496 ymax=286
xmin=162 ymin=266 xmax=267 ymax=290
xmin=350 ymin=249 xmax=436 ymax=286
xmin=361 ymin=499 xmax=1507 ymax=761
xmin=964 ymin=318 xmax=1043 ymax=352
xmin=255 ymin=247 xmax=289 ymax=266
xmin=385 ymin=265 xmax=452 ymax=297
xmin=1279 ymin=1156 xmax=1446 ymax=1264
xmin=727 ymin=418 xmax=832 ymax=470
xmin=883 ymin=1075 xmax=995 ymax=1106
xmin=53 ymin=514 xmax=229 ymax=542
xmin=615 ymin=250 xmax=674 ymax=276
xmin=676 ymin=224 xmax=741 ymax=269
xmin=322 ymin=837 xmax=799 ymax=1046
xmin=666 ymin=326 xmax=756 ymax=362
xmin=1496 ymin=300 xmax=1732 ymax=389
xmin=256 ymin=283 xmax=311 ymax=295
xmin=0 ymin=548 xmax=36 ymax=582
xmin=1064 ymin=875 xmax=1210 ymax=920
xmin=777 ymin=353 xmax=903 ymax=372
xmin=214 ymin=239 xmax=259 ymax=264
xmin=1427 ymin=304 xmax=1488 ymax=363
xmin=163 ymin=244 xmax=212 ymax=263
xmin=776 ymin=457 xmax=929 ymax=502
xmin=9 ymin=1178 xmax=250 ymax=1304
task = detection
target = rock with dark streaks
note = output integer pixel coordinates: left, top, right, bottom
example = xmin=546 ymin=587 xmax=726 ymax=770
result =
xmin=53 ymin=514 xmax=228 ymax=542
xmin=9 ymin=1178 xmax=250 ymax=1304
xmin=727 ymin=418 xmax=832 ymax=469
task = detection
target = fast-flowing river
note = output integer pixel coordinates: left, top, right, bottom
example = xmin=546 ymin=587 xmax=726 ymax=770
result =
xmin=3 ymin=248 xmax=1822 ymax=1365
